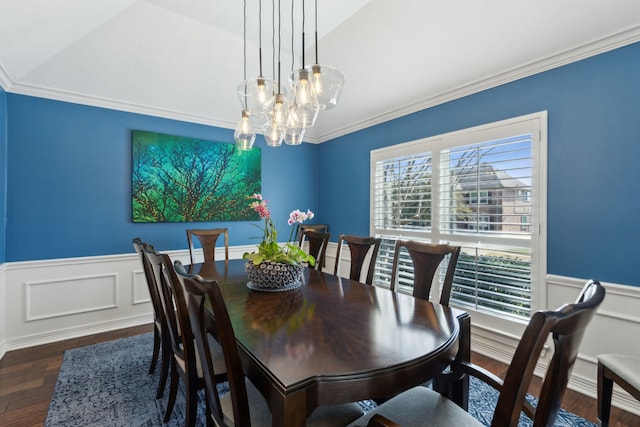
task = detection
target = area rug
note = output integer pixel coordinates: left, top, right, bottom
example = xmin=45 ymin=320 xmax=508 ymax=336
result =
xmin=45 ymin=333 xmax=595 ymax=426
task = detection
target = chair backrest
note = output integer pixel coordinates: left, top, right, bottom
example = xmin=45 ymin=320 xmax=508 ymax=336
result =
xmin=334 ymin=234 xmax=382 ymax=285
xmin=301 ymin=230 xmax=331 ymax=270
xmin=187 ymin=228 xmax=229 ymax=264
xmin=178 ymin=271 xmax=252 ymax=426
xmin=132 ymin=238 xmax=165 ymax=326
xmin=493 ymin=279 xmax=605 ymax=427
xmin=296 ymin=224 xmax=329 ymax=245
xmin=143 ymin=246 xmax=198 ymax=374
xmin=390 ymin=240 xmax=461 ymax=305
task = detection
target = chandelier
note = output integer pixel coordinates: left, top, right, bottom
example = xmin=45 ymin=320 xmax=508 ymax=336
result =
xmin=234 ymin=0 xmax=344 ymax=150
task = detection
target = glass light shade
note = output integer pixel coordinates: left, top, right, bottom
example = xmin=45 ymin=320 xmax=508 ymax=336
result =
xmin=236 ymin=78 xmax=277 ymax=117
xmin=307 ymin=64 xmax=345 ymax=110
xmin=262 ymin=122 xmax=284 ymax=147
xmin=288 ymin=100 xmax=319 ymax=128
xmin=289 ymin=69 xmax=320 ymax=110
xmin=263 ymin=93 xmax=290 ymax=130
xmin=234 ymin=110 xmax=256 ymax=150
xmin=288 ymin=69 xmax=320 ymax=127
xmin=284 ymin=125 xmax=305 ymax=146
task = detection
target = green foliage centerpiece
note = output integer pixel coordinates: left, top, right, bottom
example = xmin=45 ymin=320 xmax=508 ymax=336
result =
xmin=243 ymin=194 xmax=316 ymax=291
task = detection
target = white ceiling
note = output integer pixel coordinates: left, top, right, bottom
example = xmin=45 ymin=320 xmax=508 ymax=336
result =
xmin=1 ymin=0 xmax=640 ymax=142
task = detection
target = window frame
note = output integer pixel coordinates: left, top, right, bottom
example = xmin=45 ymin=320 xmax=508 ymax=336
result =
xmin=369 ymin=111 xmax=547 ymax=325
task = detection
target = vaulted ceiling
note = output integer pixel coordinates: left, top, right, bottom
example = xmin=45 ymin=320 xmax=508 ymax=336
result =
xmin=1 ymin=0 xmax=640 ymax=142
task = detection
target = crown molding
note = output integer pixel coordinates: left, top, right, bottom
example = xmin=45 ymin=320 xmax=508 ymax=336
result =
xmin=0 ymin=63 xmax=11 ymax=91
xmin=314 ymin=25 xmax=640 ymax=142
xmin=3 ymin=26 xmax=639 ymax=143
xmin=7 ymin=81 xmax=238 ymax=130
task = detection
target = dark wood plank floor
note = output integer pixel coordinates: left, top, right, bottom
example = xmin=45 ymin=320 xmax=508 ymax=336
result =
xmin=0 ymin=324 xmax=638 ymax=426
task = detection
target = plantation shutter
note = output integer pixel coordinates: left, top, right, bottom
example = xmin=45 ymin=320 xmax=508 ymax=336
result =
xmin=370 ymin=112 xmax=546 ymax=320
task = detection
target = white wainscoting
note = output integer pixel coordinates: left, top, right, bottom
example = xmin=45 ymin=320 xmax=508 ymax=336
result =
xmin=1 ymin=245 xmax=639 ymax=416
xmin=0 ymin=245 xmax=253 ymax=358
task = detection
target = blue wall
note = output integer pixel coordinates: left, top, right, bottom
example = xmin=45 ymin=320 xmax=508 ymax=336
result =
xmin=4 ymin=42 xmax=640 ymax=286
xmin=319 ymin=42 xmax=640 ymax=287
xmin=5 ymin=96 xmax=319 ymax=261
xmin=0 ymin=87 xmax=6 ymax=262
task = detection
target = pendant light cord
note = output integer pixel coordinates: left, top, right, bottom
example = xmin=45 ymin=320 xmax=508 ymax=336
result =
xmin=272 ymin=0 xmax=276 ymax=93
xmin=277 ymin=0 xmax=282 ymax=94
xmin=242 ymin=0 xmax=248 ymax=109
xmin=314 ymin=0 xmax=318 ymax=64
xmin=302 ymin=0 xmax=305 ymax=68
xmin=290 ymin=0 xmax=295 ymax=72
xmin=258 ymin=0 xmax=263 ymax=77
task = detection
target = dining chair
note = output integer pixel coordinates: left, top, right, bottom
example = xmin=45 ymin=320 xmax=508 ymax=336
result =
xmin=144 ymin=247 xmax=226 ymax=427
xmin=390 ymin=240 xmax=461 ymax=305
xmin=177 ymin=271 xmax=365 ymax=426
xmin=300 ymin=230 xmax=331 ymax=271
xmin=296 ymin=223 xmax=329 ymax=245
xmin=132 ymin=237 xmax=170 ymax=399
xmin=187 ymin=228 xmax=229 ymax=264
xmin=597 ymin=353 xmax=640 ymax=426
xmin=334 ymin=234 xmax=382 ymax=285
xmin=347 ymin=279 xmax=605 ymax=427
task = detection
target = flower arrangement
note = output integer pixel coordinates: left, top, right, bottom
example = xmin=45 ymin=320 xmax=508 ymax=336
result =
xmin=243 ymin=194 xmax=317 ymax=267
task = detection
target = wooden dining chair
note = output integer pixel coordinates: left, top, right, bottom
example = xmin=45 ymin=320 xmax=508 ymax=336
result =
xmin=186 ymin=228 xmax=229 ymax=264
xmin=348 ymin=279 xmax=606 ymax=427
xmin=144 ymin=247 xmax=226 ymax=427
xmin=177 ymin=272 xmax=365 ymax=426
xmin=132 ymin=237 xmax=170 ymax=399
xmin=390 ymin=240 xmax=461 ymax=305
xmin=334 ymin=234 xmax=382 ymax=285
xmin=296 ymin=223 xmax=329 ymax=245
xmin=597 ymin=353 xmax=640 ymax=426
xmin=300 ymin=230 xmax=331 ymax=270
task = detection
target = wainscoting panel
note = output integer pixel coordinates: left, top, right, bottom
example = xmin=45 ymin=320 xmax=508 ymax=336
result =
xmin=26 ymin=273 xmax=118 ymax=321
xmin=132 ymin=269 xmax=151 ymax=306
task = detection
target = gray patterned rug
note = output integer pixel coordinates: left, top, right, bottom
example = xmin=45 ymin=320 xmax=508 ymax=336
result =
xmin=44 ymin=333 xmax=595 ymax=426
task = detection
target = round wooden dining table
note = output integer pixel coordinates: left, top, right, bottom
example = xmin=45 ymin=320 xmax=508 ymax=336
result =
xmin=188 ymin=259 xmax=468 ymax=427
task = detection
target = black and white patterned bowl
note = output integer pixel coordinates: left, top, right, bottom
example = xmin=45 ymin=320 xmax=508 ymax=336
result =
xmin=245 ymin=261 xmax=303 ymax=291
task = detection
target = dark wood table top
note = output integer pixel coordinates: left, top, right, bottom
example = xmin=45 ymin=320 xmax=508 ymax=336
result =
xmin=189 ymin=259 xmax=465 ymax=427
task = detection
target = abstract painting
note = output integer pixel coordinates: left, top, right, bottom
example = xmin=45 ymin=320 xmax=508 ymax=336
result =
xmin=132 ymin=130 xmax=261 ymax=222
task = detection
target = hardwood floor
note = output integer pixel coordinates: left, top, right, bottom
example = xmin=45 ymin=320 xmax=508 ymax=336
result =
xmin=0 ymin=324 xmax=638 ymax=426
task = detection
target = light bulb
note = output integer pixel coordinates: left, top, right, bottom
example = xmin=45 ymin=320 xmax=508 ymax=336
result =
xmin=265 ymin=93 xmax=289 ymax=129
xmin=289 ymin=69 xmax=320 ymax=127
xmin=311 ymin=65 xmax=323 ymax=95
xmin=257 ymin=78 xmax=268 ymax=105
xmin=234 ymin=110 xmax=256 ymax=150
xmin=292 ymin=69 xmax=316 ymax=108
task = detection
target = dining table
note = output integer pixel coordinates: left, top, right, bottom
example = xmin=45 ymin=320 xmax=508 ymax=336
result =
xmin=188 ymin=259 xmax=470 ymax=427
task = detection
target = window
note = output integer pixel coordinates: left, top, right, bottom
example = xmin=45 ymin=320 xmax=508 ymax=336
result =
xmin=371 ymin=112 xmax=547 ymax=321
xmin=469 ymin=191 xmax=489 ymax=204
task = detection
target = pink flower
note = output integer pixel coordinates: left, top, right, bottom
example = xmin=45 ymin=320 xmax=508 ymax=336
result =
xmin=249 ymin=194 xmax=270 ymax=219
xmin=288 ymin=208 xmax=315 ymax=225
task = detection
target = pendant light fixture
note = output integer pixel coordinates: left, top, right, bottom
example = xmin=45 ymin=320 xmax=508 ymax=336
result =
xmin=237 ymin=0 xmax=276 ymax=125
xmin=234 ymin=0 xmax=343 ymax=148
xmin=306 ymin=0 xmax=344 ymax=110
xmin=262 ymin=0 xmax=285 ymax=147
xmin=288 ymin=0 xmax=319 ymax=129
xmin=234 ymin=0 xmax=256 ymax=150
xmin=263 ymin=0 xmax=290 ymax=134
